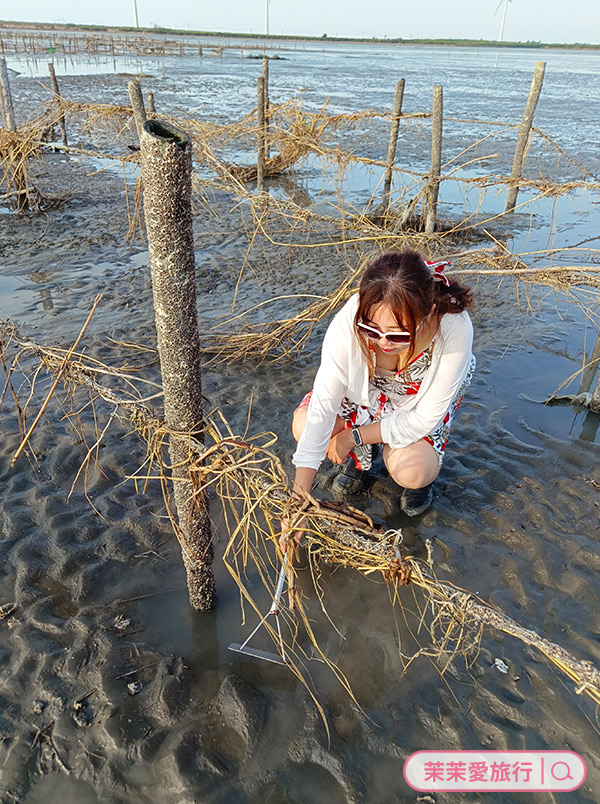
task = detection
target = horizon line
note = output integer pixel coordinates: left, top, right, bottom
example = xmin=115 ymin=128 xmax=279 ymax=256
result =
xmin=0 ymin=19 xmax=598 ymax=49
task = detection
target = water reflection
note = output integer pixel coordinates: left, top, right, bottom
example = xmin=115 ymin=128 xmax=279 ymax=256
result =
xmin=39 ymin=289 xmax=53 ymax=310
xmin=579 ymin=410 xmax=600 ymax=441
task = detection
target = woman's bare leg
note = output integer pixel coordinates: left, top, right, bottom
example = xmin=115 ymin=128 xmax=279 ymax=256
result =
xmin=292 ymin=405 xmax=345 ymax=443
xmin=382 ymin=439 xmax=440 ymax=489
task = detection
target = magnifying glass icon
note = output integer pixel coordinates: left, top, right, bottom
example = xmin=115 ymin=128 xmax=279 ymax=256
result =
xmin=551 ymin=762 xmax=574 ymax=781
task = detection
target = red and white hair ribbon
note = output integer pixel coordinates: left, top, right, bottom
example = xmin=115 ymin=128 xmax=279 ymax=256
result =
xmin=425 ymin=259 xmax=451 ymax=287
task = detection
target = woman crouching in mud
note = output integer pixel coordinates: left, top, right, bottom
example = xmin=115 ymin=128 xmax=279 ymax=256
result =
xmin=286 ymin=249 xmax=475 ymax=530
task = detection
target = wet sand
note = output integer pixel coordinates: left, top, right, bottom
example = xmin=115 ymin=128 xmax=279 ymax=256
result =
xmin=1 ymin=91 xmax=599 ymax=804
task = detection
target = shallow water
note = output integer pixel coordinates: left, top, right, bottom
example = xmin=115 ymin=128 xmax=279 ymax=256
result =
xmin=0 ymin=35 xmax=599 ymax=804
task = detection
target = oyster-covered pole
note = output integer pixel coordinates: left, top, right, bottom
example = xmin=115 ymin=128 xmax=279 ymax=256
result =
xmin=139 ymin=119 xmax=215 ymax=610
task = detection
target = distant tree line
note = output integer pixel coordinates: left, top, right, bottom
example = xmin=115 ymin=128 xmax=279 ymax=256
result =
xmin=0 ymin=20 xmax=597 ymax=50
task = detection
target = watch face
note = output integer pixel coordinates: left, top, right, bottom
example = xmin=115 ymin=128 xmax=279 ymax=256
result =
xmin=352 ymin=427 xmax=361 ymax=446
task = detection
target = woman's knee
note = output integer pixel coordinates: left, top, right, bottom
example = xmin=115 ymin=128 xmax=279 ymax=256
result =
xmin=396 ymin=463 xmax=440 ymax=489
xmin=292 ymin=406 xmax=308 ymax=442
xmin=383 ymin=442 xmax=440 ymax=488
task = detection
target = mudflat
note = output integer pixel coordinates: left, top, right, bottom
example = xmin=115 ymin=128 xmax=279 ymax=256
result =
xmin=0 ymin=42 xmax=599 ymax=803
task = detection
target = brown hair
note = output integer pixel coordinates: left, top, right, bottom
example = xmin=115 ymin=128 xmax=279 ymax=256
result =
xmin=354 ymin=249 xmax=473 ymax=373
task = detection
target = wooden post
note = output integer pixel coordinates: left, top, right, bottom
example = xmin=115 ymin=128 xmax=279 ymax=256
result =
xmin=505 ymin=61 xmax=546 ymax=213
xmin=262 ymin=55 xmax=270 ymax=160
xmin=47 ymin=63 xmax=68 ymax=146
xmin=127 ymin=79 xmax=146 ymax=141
xmin=382 ymin=78 xmax=405 ymax=212
xmin=0 ymin=56 xmax=29 ymax=211
xmin=146 ymin=91 xmax=156 ymax=115
xmin=578 ymin=329 xmax=600 ymax=413
xmin=0 ymin=56 xmax=16 ymax=130
xmin=256 ymin=75 xmax=266 ymax=194
xmin=139 ymin=119 xmax=216 ymax=611
xmin=578 ymin=331 xmax=600 ymax=396
xmin=425 ymin=84 xmax=443 ymax=235
xmin=590 ymin=375 xmax=600 ymax=414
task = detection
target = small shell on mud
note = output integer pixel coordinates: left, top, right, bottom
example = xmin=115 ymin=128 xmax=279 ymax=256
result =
xmin=32 ymin=700 xmax=46 ymax=714
xmin=127 ymin=681 xmax=142 ymax=695
xmin=0 ymin=603 xmax=17 ymax=620
xmin=113 ymin=614 xmax=132 ymax=631
xmin=493 ymin=657 xmax=509 ymax=674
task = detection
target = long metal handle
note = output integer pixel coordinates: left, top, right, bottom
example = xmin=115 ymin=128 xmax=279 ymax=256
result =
xmin=239 ymin=561 xmax=286 ymax=650
xmin=268 ymin=560 xmax=287 ymax=615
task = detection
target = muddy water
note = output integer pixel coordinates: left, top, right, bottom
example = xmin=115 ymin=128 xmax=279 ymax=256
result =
xmin=0 ymin=39 xmax=599 ymax=804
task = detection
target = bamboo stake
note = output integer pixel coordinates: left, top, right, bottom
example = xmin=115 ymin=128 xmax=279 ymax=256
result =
xmin=382 ymin=78 xmax=405 ymax=211
xmin=127 ymin=78 xmax=146 ymax=142
xmin=262 ymin=56 xmax=270 ymax=160
xmin=139 ymin=118 xmax=215 ymax=611
xmin=47 ymin=63 xmax=68 ymax=146
xmin=256 ymin=75 xmax=266 ymax=195
xmin=425 ymin=84 xmax=443 ymax=234
xmin=505 ymin=61 xmax=546 ymax=212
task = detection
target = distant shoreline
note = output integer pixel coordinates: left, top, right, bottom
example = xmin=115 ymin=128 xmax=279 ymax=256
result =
xmin=0 ymin=20 xmax=599 ymax=50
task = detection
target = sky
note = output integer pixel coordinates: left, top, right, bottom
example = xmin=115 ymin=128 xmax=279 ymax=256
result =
xmin=2 ymin=1 xmax=598 ymax=44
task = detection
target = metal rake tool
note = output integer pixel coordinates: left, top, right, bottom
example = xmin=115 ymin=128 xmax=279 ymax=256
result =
xmin=228 ymin=561 xmax=288 ymax=665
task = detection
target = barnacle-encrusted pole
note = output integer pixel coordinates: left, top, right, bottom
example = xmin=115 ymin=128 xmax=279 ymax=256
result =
xmin=47 ymin=63 xmax=67 ymax=147
xmin=256 ymin=75 xmax=266 ymax=194
xmin=0 ymin=55 xmax=29 ymax=212
xmin=128 ymin=79 xmax=147 ymax=142
xmin=424 ymin=84 xmax=442 ymax=234
xmin=505 ymin=61 xmax=546 ymax=213
xmin=262 ymin=55 xmax=270 ymax=159
xmin=146 ymin=91 xmax=156 ymax=116
xmin=0 ymin=56 xmax=16 ymax=130
xmin=139 ymin=118 xmax=215 ymax=611
xmin=382 ymin=78 xmax=405 ymax=212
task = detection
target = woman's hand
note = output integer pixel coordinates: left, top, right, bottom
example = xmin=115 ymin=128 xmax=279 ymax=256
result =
xmin=279 ymin=467 xmax=316 ymax=555
xmin=326 ymin=427 xmax=354 ymax=464
xmin=278 ymin=515 xmax=306 ymax=554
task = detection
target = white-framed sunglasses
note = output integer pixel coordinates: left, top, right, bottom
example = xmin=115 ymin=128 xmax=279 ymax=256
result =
xmin=357 ymin=321 xmax=412 ymax=345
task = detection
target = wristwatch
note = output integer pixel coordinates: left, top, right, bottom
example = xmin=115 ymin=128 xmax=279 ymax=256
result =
xmin=351 ymin=425 xmax=363 ymax=447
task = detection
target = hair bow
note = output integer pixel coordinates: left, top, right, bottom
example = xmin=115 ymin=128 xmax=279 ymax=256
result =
xmin=425 ymin=259 xmax=451 ymax=287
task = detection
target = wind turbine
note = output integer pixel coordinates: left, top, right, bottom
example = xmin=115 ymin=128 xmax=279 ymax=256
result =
xmin=132 ymin=0 xmax=139 ymax=28
xmin=265 ymin=0 xmax=270 ymax=37
xmin=495 ymin=0 xmax=512 ymax=45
